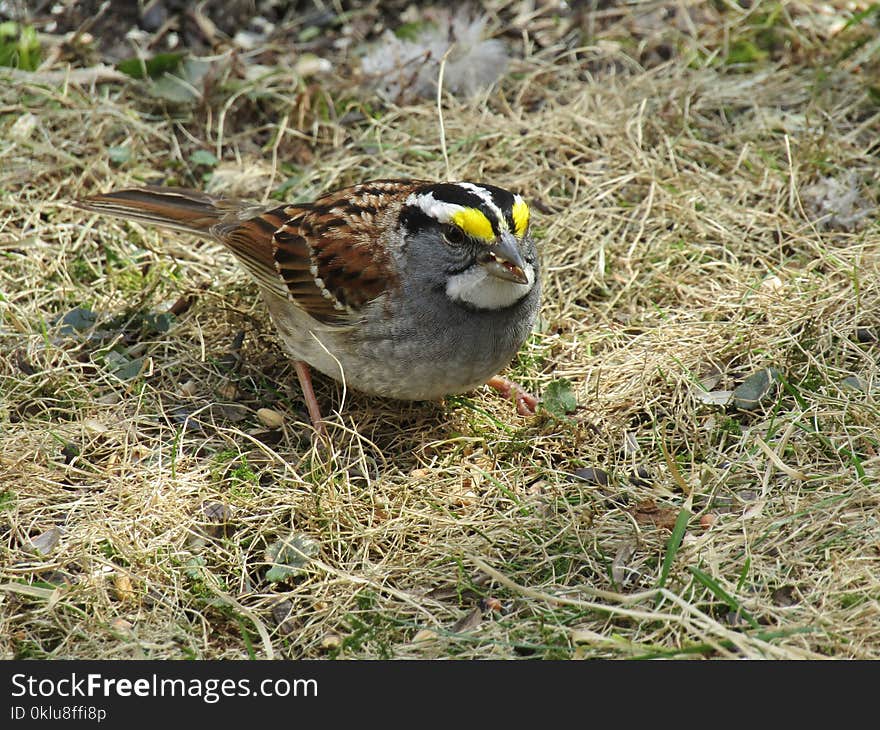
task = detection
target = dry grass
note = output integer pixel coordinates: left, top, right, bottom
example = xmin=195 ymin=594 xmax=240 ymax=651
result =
xmin=2 ymin=1 xmax=879 ymax=659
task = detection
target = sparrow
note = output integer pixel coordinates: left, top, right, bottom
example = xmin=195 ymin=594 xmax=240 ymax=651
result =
xmin=75 ymin=179 xmax=541 ymax=435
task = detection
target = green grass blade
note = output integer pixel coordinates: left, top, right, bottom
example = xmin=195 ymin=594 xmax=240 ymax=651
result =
xmin=690 ymin=566 xmax=760 ymax=629
xmin=656 ymin=508 xmax=691 ymax=594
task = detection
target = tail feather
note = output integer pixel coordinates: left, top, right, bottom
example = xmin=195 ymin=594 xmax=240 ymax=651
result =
xmin=75 ymin=186 xmax=295 ymax=301
xmin=74 ymin=187 xmax=236 ymax=237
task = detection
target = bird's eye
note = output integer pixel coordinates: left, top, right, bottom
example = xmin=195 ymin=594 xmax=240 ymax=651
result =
xmin=442 ymin=225 xmax=465 ymax=246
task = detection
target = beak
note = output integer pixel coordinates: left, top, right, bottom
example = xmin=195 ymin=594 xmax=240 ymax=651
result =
xmin=479 ymin=232 xmax=529 ymax=284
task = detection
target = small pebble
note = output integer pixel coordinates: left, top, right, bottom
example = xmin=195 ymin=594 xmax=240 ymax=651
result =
xmin=10 ymin=113 xmax=38 ymax=141
xmin=412 ymin=629 xmax=439 ymax=643
xmin=141 ymin=0 xmax=168 ymax=32
xmin=83 ymin=418 xmax=109 ymax=435
xmin=572 ymin=467 xmax=609 ymax=486
xmin=61 ymin=442 xmax=80 ymax=464
xmin=179 ymin=379 xmax=199 ymax=397
xmin=256 ymin=407 xmax=284 ymax=429
xmin=761 ymin=275 xmax=784 ymax=294
xmin=629 ymin=466 xmax=652 ymax=487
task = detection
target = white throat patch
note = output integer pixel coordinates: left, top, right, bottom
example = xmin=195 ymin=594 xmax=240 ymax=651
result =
xmin=446 ymin=262 xmax=535 ymax=310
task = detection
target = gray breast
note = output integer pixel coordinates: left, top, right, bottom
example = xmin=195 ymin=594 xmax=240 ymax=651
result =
xmin=345 ymin=278 xmax=541 ymax=400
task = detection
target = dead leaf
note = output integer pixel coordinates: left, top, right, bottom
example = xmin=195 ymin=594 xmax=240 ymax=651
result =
xmin=113 ymin=574 xmax=135 ymax=602
xmin=571 ymin=628 xmax=605 ymax=645
xmin=212 ymin=403 xmax=248 ymax=422
xmin=82 ymin=418 xmax=110 ymax=435
xmin=271 ymin=600 xmax=299 ymax=636
xmin=198 ymin=502 xmax=234 ymax=540
xmin=694 ymin=389 xmax=734 ymax=406
xmin=450 ymin=606 xmax=482 ymax=633
xmin=216 ymin=382 xmax=241 ymax=400
xmin=31 ymin=527 xmax=64 ymax=556
xmin=611 ymin=541 xmax=636 ymax=587
xmin=771 ymin=585 xmax=798 ymax=607
xmin=29 ymin=527 xmax=62 ymax=556
xmin=0 ymin=64 xmax=128 ymax=85
xmin=265 ymin=533 xmax=320 ymax=583
xmin=571 ymin=467 xmax=609 ymax=486
xmin=631 ymin=500 xmax=679 ymax=529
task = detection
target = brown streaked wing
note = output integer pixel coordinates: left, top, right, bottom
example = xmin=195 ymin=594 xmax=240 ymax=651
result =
xmin=272 ymin=214 xmax=352 ymax=324
xmin=212 ymin=207 xmax=292 ymax=299
xmin=292 ymin=180 xmax=419 ymax=317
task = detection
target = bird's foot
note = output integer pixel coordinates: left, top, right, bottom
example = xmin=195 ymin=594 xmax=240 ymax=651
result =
xmin=486 ymin=376 xmax=539 ymax=416
xmin=293 ymin=360 xmax=329 ymax=443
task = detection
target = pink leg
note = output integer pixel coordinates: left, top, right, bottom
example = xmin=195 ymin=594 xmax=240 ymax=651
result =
xmin=294 ymin=360 xmax=328 ymax=439
xmin=486 ymin=376 xmax=539 ymax=416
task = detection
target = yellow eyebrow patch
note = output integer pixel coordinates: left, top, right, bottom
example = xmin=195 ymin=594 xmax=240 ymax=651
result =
xmin=512 ymin=197 xmax=530 ymax=237
xmin=450 ymin=207 xmax=495 ymax=242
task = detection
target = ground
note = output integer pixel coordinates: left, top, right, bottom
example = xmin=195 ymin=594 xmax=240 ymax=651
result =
xmin=1 ymin=1 xmax=879 ymax=659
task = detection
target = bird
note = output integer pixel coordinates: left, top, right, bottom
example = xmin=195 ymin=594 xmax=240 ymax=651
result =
xmin=74 ymin=179 xmax=541 ymax=436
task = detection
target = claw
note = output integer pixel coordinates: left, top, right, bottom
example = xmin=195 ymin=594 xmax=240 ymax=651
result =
xmin=486 ymin=376 xmax=539 ymax=416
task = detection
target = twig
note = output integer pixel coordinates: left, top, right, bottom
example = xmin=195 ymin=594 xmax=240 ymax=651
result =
xmin=437 ymin=45 xmax=455 ymax=182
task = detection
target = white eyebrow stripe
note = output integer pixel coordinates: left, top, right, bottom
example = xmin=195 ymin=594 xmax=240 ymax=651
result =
xmin=455 ymin=183 xmax=508 ymax=231
xmin=405 ymin=191 xmax=464 ymax=222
